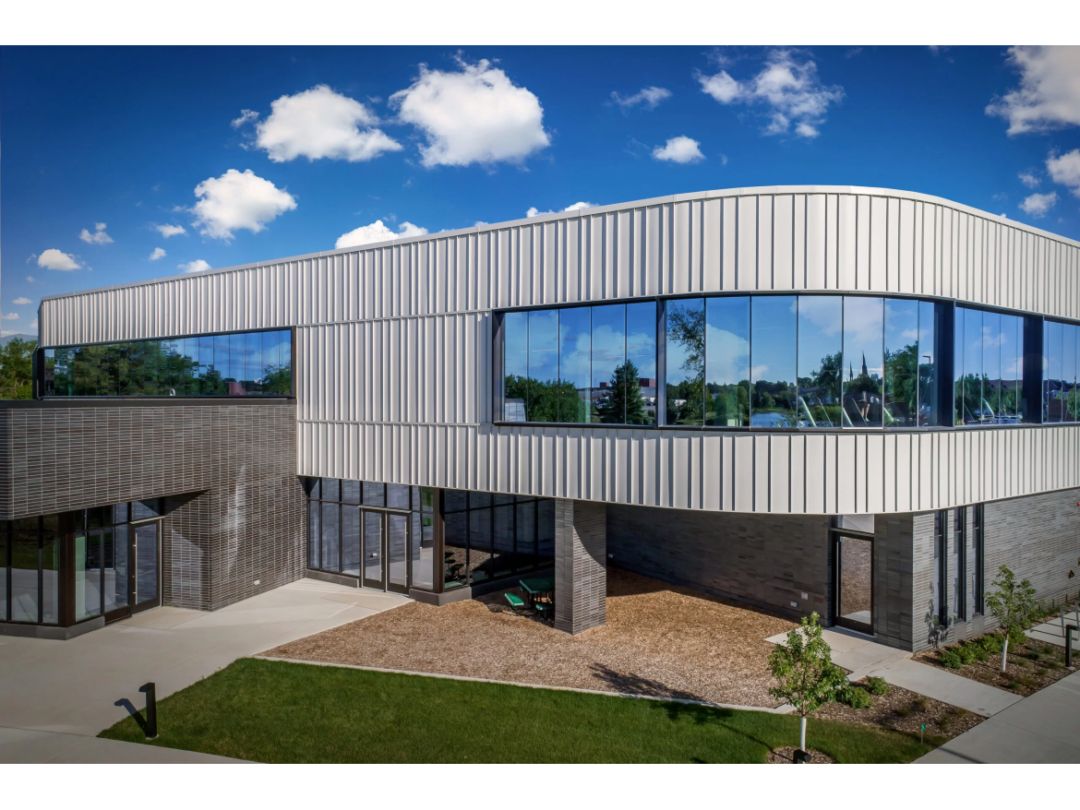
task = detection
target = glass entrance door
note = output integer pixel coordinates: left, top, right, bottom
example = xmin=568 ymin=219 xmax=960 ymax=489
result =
xmin=387 ymin=514 xmax=409 ymax=595
xmin=834 ymin=535 xmax=873 ymax=634
xmin=132 ymin=522 xmax=160 ymax=613
xmin=363 ymin=511 xmax=385 ymax=589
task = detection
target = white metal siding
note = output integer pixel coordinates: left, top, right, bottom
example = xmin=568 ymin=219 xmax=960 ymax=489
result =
xmin=38 ymin=186 xmax=1080 ymax=514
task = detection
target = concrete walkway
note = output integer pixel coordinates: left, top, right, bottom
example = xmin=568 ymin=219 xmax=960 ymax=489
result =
xmin=1027 ymin=612 xmax=1080 ymax=649
xmin=766 ymin=627 xmax=1021 ymax=717
xmin=917 ymin=667 xmax=1080 ymax=763
xmin=0 ymin=578 xmax=408 ymax=762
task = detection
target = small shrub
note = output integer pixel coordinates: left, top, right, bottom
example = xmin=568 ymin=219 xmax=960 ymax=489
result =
xmin=916 ymin=697 xmax=931 ymax=711
xmin=1006 ymin=680 xmax=1023 ymax=691
xmin=1036 ymin=667 xmax=1049 ymax=677
xmin=939 ymin=648 xmax=963 ymax=669
xmin=865 ymin=676 xmax=890 ymax=696
xmin=951 ymin=707 xmax=971 ymax=717
xmin=979 ymin=634 xmax=1004 ymax=654
xmin=970 ymin=644 xmax=989 ymax=662
xmin=1008 ymin=626 xmax=1028 ymax=646
xmin=838 ymin=686 xmax=873 ymax=709
xmin=1018 ymin=675 xmax=1039 ymax=688
xmin=958 ymin=644 xmax=979 ymax=665
xmin=1046 ymin=660 xmax=1062 ymax=671
xmin=1027 ymin=648 xmax=1043 ymax=661
xmin=1012 ymin=657 xmax=1029 ymax=668
xmin=895 ymin=706 xmax=911 ymax=718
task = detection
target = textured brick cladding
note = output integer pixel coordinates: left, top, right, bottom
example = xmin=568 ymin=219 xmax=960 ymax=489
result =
xmin=0 ymin=403 xmax=304 ymax=611
xmin=554 ymin=499 xmax=607 ymax=634
xmin=606 ymin=505 xmax=831 ymax=620
xmin=872 ymin=513 xmax=915 ymax=649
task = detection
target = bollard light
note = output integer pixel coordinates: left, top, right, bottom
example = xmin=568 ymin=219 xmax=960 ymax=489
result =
xmin=140 ymin=682 xmax=158 ymax=740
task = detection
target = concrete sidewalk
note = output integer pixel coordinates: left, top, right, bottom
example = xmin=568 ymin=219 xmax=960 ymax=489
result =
xmin=0 ymin=727 xmax=245 ymax=764
xmin=0 ymin=578 xmax=408 ymax=763
xmin=917 ymin=667 xmax=1080 ymax=763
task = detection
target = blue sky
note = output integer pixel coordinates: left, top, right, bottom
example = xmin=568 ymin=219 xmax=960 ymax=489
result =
xmin=3 ymin=45 xmax=1080 ymax=337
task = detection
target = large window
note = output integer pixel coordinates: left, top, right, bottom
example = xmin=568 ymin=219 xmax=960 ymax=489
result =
xmin=442 ymin=491 xmax=554 ymax=590
xmin=43 ymin=329 xmax=292 ymax=397
xmin=501 ymin=304 xmax=657 ymax=425
xmin=955 ymin=307 xmax=1025 ymax=425
xmin=1044 ymin=319 xmax=1080 ymax=423
xmin=306 ymin=479 xmax=435 ymax=591
xmin=672 ymin=294 xmax=946 ymax=429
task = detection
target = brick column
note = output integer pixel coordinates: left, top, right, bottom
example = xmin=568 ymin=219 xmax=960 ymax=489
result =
xmin=554 ymin=499 xmax=607 ymax=634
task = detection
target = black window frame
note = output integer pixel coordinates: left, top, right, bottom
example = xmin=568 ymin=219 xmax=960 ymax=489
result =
xmin=954 ymin=507 xmax=967 ymax=622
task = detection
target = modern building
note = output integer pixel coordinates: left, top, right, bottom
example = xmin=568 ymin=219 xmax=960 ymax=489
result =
xmin=4 ymin=186 xmax=1080 ymax=650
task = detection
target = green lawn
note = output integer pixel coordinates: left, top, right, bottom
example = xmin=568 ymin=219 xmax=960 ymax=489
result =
xmin=100 ymin=658 xmax=935 ymax=763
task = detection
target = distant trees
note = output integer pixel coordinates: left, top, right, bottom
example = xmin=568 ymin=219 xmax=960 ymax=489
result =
xmin=0 ymin=338 xmax=36 ymax=399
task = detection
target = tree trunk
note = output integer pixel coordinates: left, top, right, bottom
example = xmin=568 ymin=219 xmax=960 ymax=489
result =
xmin=800 ymin=715 xmax=807 ymax=752
xmin=1001 ymin=634 xmax=1009 ymax=672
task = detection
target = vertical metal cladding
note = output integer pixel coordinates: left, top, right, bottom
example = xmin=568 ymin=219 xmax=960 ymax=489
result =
xmin=36 ymin=187 xmax=1080 ymax=515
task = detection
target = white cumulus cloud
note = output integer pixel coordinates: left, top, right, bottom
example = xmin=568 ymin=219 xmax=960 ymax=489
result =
xmin=652 ymin=136 xmax=705 ymax=164
xmin=611 ymin=86 xmax=672 ymax=110
xmin=231 ymin=109 xmax=259 ymax=129
xmin=13 ymin=297 xmax=32 ymax=305
xmin=253 ymin=85 xmax=402 ymax=163
xmin=986 ymin=46 xmax=1080 ymax=135
xmin=155 ymin=224 xmax=186 ymax=238
xmin=696 ymin=49 xmax=844 ymax=138
xmin=526 ymin=201 xmax=596 ymax=218
xmin=391 ymin=56 xmax=551 ymax=167
xmin=1018 ymin=169 xmax=1041 ymax=188
xmin=79 ymin=222 xmax=113 ymax=244
xmin=191 ymin=169 xmax=297 ymax=241
xmin=26 ymin=275 xmax=35 ymax=283
xmin=1019 ymin=191 xmax=1058 ymax=217
xmin=178 ymin=260 xmax=212 ymax=274
xmin=149 ymin=247 xmax=166 ymax=261
xmin=37 ymin=249 xmax=81 ymax=271
xmin=1047 ymin=148 xmax=1080 ymax=196
xmin=1 ymin=313 xmax=19 ymax=320
xmin=335 ymin=220 xmax=428 ymax=249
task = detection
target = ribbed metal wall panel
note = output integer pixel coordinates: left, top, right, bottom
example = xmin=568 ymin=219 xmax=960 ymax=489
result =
xmin=37 ymin=186 xmax=1080 ymax=515
xmin=40 ymin=186 xmax=1080 ymax=346
xmin=295 ymin=423 xmax=1080 ymax=515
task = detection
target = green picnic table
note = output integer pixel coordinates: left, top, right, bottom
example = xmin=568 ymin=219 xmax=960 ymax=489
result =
xmin=519 ymin=577 xmax=555 ymax=604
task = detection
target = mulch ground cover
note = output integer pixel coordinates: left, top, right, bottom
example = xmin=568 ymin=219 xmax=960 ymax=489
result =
xmin=266 ymin=567 xmax=798 ymax=707
xmin=913 ymin=633 xmax=1080 ymax=697
xmin=813 ymin=679 xmax=982 ymax=743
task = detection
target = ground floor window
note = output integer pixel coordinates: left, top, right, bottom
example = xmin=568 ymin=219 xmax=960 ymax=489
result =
xmin=954 ymin=508 xmax=967 ymax=621
xmin=304 ymin=479 xmax=436 ymax=592
xmin=934 ymin=511 xmax=948 ymax=626
xmin=973 ymin=504 xmax=985 ymax=615
xmin=1 ymin=499 xmax=164 ymax=629
xmin=442 ymin=492 xmax=554 ymax=591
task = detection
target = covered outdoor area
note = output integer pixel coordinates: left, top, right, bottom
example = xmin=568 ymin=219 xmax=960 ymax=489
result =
xmin=265 ymin=567 xmax=798 ymax=707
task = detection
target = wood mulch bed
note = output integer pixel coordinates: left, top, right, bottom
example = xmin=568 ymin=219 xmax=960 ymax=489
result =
xmin=913 ymin=633 xmax=1080 ymax=697
xmin=265 ymin=567 xmax=797 ymax=707
xmin=812 ymin=679 xmax=982 ymax=742
xmin=767 ymin=747 xmax=835 ymax=764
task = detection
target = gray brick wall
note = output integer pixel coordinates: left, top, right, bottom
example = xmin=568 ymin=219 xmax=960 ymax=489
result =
xmin=0 ymin=402 xmax=304 ymax=612
xmin=606 ymin=505 xmax=831 ymax=620
xmin=872 ymin=513 xmax=914 ymax=649
xmin=554 ymin=499 xmax=607 ymax=634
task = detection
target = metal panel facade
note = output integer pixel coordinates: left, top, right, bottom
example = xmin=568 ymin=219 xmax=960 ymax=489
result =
xmin=38 ymin=186 xmax=1080 ymax=515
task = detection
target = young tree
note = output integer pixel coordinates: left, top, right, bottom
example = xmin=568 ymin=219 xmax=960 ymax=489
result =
xmin=768 ymin=612 xmax=848 ymax=754
xmin=984 ymin=565 xmax=1039 ymax=672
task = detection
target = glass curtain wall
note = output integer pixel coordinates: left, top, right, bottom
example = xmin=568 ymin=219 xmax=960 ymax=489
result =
xmin=1 ymin=517 xmax=60 ymax=625
xmin=659 ymin=294 xmax=944 ymax=429
xmin=956 ymin=307 xmax=1025 ymax=425
xmin=45 ymin=329 xmax=291 ymax=397
xmin=305 ymin=479 xmax=436 ymax=591
xmin=442 ymin=490 xmax=556 ymax=590
xmin=502 ymin=304 xmax=658 ymax=425
xmin=1044 ymin=319 xmax=1080 ymax=423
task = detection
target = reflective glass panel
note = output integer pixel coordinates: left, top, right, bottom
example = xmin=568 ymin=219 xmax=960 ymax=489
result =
xmin=502 ymin=311 xmax=529 ymax=422
xmin=307 ymin=501 xmax=320 ymax=569
xmin=468 ymin=508 xmax=493 ymax=585
xmin=341 ymin=480 xmax=361 ymax=504
xmin=666 ymin=298 xmax=705 ymax=426
xmin=750 ymin=296 xmax=797 ymax=427
xmin=962 ymin=308 xmax=984 ymax=425
xmin=918 ymin=301 xmax=938 ymax=426
xmin=11 ymin=518 xmax=39 ymax=623
xmin=444 ymin=511 xmax=467 ymax=590
xmin=388 ymin=514 xmax=408 ymax=589
xmin=883 ymin=298 xmax=919 ymax=428
xmin=625 ymin=302 xmax=658 ymax=425
xmin=1063 ymin=323 xmax=1079 ymax=423
xmin=321 ymin=478 xmax=340 ymax=503
xmin=134 ymin=524 xmax=158 ymax=605
xmin=797 ymin=296 xmax=843 ymax=428
xmin=527 ymin=310 xmax=559 ymax=421
xmin=386 ymin=483 xmax=410 ymax=510
xmin=321 ymin=503 xmax=340 ymax=572
xmin=705 ymin=297 xmax=750 ymax=427
xmin=556 ymin=306 xmax=591 ymax=424
xmin=0 ymin=524 xmax=7 ymax=621
xmin=105 ymin=523 xmax=129 ymax=615
xmin=362 ymin=482 xmax=385 ymax=507
xmin=842 ymin=297 xmax=884 ymax=428
xmin=342 ymin=505 xmax=362 ymax=577
xmin=983 ymin=311 xmax=1003 ymax=422
xmin=410 ymin=512 xmax=435 ymax=590
xmin=591 ymin=304 xmax=627 ymax=424
xmin=364 ymin=512 xmax=383 ymax=585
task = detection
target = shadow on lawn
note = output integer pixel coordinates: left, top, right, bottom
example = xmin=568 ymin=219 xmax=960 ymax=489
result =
xmin=588 ymin=663 xmax=706 ymax=702
xmin=114 ymin=697 xmax=150 ymax=736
